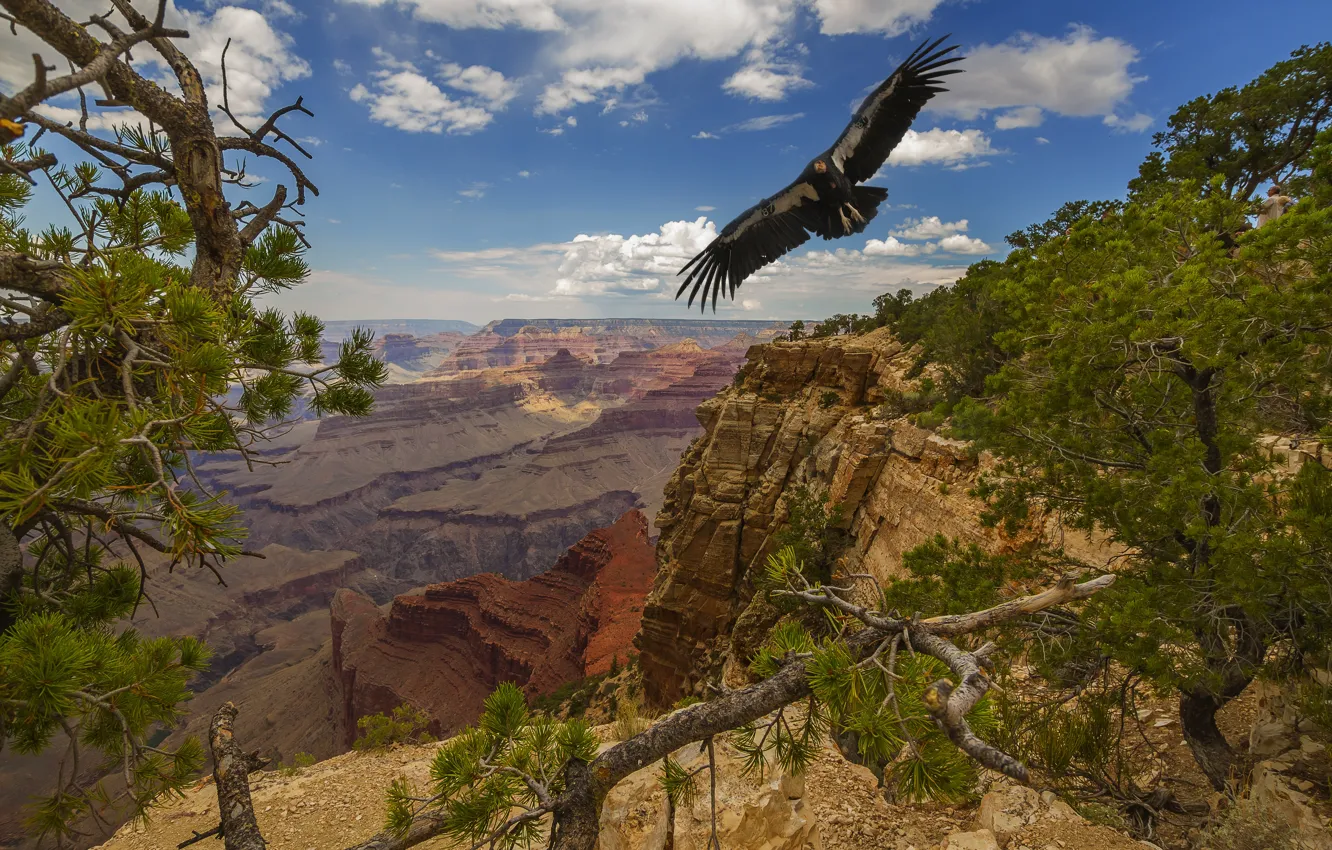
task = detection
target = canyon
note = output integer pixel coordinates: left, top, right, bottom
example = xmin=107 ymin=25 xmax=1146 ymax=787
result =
xmin=0 ymin=318 xmax=779 ymax=848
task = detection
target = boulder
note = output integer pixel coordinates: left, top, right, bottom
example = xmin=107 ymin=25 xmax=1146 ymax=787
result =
xmin=943 ymin=828 xmax=1000 ymax=850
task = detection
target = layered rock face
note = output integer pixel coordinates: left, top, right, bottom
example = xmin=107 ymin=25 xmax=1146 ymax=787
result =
xmin=428 ymin=318 xmax=784 ymax=376
xmin=636 ymin=328 xmax=1114 ymax=704
xmin=330 ymin=510 xmax=655 ymax=743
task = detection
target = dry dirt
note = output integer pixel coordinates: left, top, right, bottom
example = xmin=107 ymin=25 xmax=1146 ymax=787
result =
xmin=96 ymin=728 xmax=1164 ymax=850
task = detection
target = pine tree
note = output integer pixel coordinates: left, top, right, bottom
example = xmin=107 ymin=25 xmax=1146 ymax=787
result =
xmin=0 ymin=1 xmax=387 ymax=841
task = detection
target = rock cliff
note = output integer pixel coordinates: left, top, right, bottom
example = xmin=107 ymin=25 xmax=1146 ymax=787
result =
xmin=330 ymin=510 xmax=655 ymax=744
xmin=636 ymin=328 xmax=1112 ymax=705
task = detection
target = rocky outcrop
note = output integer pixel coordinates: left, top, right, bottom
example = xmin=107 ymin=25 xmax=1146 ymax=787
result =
xmin=636 ymin=328 xmax=1115 ymax=705
xmin=330 ymin=510 xmax=655 ymax=744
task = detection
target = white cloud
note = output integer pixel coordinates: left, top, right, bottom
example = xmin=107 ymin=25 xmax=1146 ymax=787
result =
xmin=327 ymin=218 xmax=342 ymax=224
xmin=349 ymin=49 xmax=512 ymax=133
xmin=542 ymin=126 xmax=565 ymax=136
xmin=537 ymin=66 xmax=645 ymax=114
xmin=723 ymin=43 xmax=811 ymax=101
xmin=891 ymin=216 xmax=968 ymax=239
xmin=341 ymin=0 xmax=564 ymax=30
xmin=438 ymin=62 xmax=520 ymax=109
xmin=695 ymin=205 xmax=716 ymax=211
xmin=884 ymin=128 xmax=998 ymax=168
xmin=937 ymin=233 xmax=992 ymax=254
xmin=566 ymin=115 xmax=577 ymax=126
xmin=517 ymin=170 xmax=532 ymax=177
xmin=1035 ymin=136 xmax=1050 ymax=145
xmin=805 ymin=0 xmax=948 ymax=35
xmin=3 ymin=1 xmax=309 ymax=133
xmin=693 ymin=130 xmax=720 ymax=139
xmin=725 ymin=113 xmax=804 ymax=132
xmin=333 ymin=58 xmax=353 ymax=75
xmin=742 ymin=298 xmax=762 ymax=311
xmin=1103 ymin=112 xmax=1153 ymax=133
xmin=552 ymin=218 xmax=719 ymax=297
xmin=863 ymin=236 xmax=934 ymax=257
xmin=458 ymin=182 xmax=489 ymax=199
xmin=994 ymin=105 xmax=1044 ymax=130
xmin=933 ymin=26 xmax=1146 ymax=127
xmin=350 ymin=72 xmax=493 ymax=133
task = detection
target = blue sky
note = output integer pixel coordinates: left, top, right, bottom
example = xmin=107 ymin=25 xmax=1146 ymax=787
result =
xmin=7 ymin=0 xmax=1331 ymax=323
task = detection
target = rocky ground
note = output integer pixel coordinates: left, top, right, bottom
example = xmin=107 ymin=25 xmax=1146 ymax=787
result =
xmin=95 ymin=726 xmax=1165 ymax=850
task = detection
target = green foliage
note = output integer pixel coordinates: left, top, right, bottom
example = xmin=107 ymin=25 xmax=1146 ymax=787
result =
xmin=279 ymin=751 xmax=317 ymax=776
xmin=1130 ymin=42 xmax=1332 ymax=201
xmin=387 ymin=684 xmax=598 ymax=847
xmin=771 ymin=487 xmax=847 ymax=584
xmin=1 ymin=134 xmax=387 ymax=837
xmin=818 ymin=390 xmax=840 ymax=409
xmin=1196 ymin=797 xmax=1298 ymax=850
xmin=355 ymin=705 xmax=434 ymax=752
xmin=882 ymin=535 xmax=1038 ymax=618
xmin=746 ymin=548 xmax=996 ymax=802
xmin=529 ymin=671 xmax=608 ymax=718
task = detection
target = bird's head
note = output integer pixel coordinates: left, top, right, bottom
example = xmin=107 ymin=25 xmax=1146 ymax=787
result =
xmin=813 ymin=159 xmax=827 ymax=174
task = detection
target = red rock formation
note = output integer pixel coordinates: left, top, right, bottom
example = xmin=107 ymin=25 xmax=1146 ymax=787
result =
xmin=330 ymin=510 xmax=656 ymax=743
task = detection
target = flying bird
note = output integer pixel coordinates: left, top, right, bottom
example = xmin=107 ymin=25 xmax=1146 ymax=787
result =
xmin=676 ymin=36 xmax=963 ymax=311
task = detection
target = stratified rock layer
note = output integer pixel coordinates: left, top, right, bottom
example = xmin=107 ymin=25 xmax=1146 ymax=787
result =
xmin=636 ymin=328 xmax=1114 ymax=704
xmin=330 ymin=510 xmax=655 ymax=743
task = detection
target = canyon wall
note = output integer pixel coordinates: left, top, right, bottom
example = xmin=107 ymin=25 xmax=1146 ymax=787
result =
xmin=636 ymin=328 xmax=1115 ymax=705
xmin=329 ymin=510 xmax=655 ymax=744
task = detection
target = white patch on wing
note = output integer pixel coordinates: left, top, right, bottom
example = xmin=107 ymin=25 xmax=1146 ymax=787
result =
xmin=833 ymin=74 xmax=898 ymax=169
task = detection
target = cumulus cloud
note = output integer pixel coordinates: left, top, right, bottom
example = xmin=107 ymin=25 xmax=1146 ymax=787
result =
xmin=552 ymin=218 xmax=718 ymax=297
xmin=344 ymin=0 xmax=963 ymax=117
xmin=349 ymin=49 xmax=515 ymax=133
xmin=458 ymin=182 xmax=489 ymax=199
xmin=937 ymin=233 xmax=992 ymax=254
xmin=438 ymin=62 xmax=520 ymax=109
xmin=340 ymin=0 xmax=564 ymax=30
xmin=806 ymin=0 xmax=948 ymax=35
xmin=1103 ymin=112 xmax=1153 ymax=133
xmin=725 ymin=113 xmax=804 ymax=132
xmin=693 ymin=130 xmax=720 ymax=139
xmin=742 ymin=298 xmax=762 ymax=311
xmin=723 ymin=43 xmax=811 ymax=101
xmin=695 ymin=205 xmax=716 ymax=211
xmin=933 ymin=26 xmax=1146 ymax=128
xmin=517 ymin=170 xmax=532 ymax=177
xmin=891 ymin=216 xmax=968 ymax=239
xmin=864 ymin=236 xmax=935 ymax=257
xmin=994 ymin=105 xmax=1044 ymax=130
xmin=1035 ymin=136 xmax=1050 ymax=145
xmin=884 ymin=128 xmax=999 ymax=168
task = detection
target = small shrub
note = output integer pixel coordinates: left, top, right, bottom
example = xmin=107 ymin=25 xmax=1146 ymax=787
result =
xmin=609 ymin=655 xmax=620 ymax=676
xmin=937 ymin=482 xmax=950 ymax=495
xmin=353 ymin=704 xmax=434 ymax=751
xmin=1197 ymin=797 xmax=1298 ymax=850
xmin=673 ymin=695 xmax=703 ymax=709
xmin=277 ymin=751 xmax=316 ymax=777
xmin=819 ymin=390 xmax=840 ymax=409
xmin=614 ymin=697 xmax=649 ymax=741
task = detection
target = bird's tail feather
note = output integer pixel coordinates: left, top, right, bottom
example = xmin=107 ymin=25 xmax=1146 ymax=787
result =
xmin=850 ymin=185 xmax=889 ymax=234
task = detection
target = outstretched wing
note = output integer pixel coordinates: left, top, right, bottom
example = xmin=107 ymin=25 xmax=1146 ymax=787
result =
xmin=830 ymin=36 xmax=963 ymax=184
xmin=676 ymin=180 xmax=820 ymax=311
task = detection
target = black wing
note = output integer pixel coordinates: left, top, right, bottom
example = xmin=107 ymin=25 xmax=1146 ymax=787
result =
xmin=676 ymin=180 xmax=821 ymax=312
xmin=829 ymin=36 xmax=963 ymax=184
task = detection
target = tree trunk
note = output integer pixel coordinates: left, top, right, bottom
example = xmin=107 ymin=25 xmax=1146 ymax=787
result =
xmin=1178 ymin=689 xmax=1236 ymax=791
xmin=549 ymin=761 xmax=602 ymax=850
xmin=209 ymin=703 xmax=268 ymax=850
